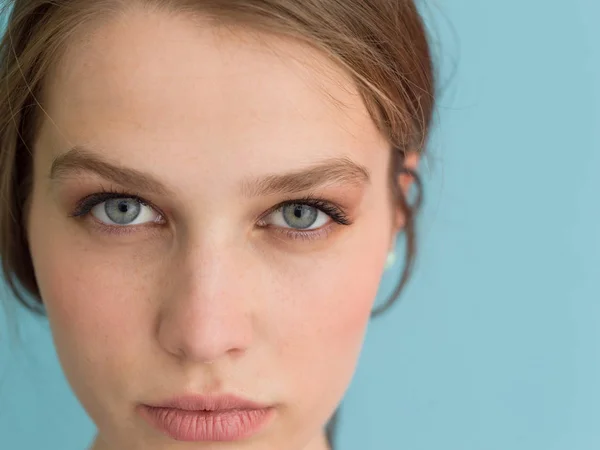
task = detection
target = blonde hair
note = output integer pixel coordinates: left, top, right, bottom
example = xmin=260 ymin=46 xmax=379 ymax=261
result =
xmin=0 ymin=0 xmax=435 ymax=442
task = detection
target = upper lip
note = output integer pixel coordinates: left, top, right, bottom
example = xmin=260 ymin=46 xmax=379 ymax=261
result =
xmin=146 ymin=394 xmax=270 ymax=411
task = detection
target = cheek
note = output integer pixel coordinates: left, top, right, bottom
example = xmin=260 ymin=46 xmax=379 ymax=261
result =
xmin=272 ymin=228 xmax=389 ymax=404
xmin=33 ymin=250 xmax=137 ymax=360
xmin=38 ymin=260 xmax=144 ymax=351
xmin=27 ymin=205 xmax=154 ymax=400
xmin=316 ymin=252 xmax=382 ymax=340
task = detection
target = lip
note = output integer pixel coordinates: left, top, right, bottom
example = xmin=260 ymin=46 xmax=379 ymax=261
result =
xmin=137 ymin=394 xmax=275 ymax=442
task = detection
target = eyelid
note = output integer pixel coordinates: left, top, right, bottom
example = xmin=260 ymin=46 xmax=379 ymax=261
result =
xmin=268 ymin=221 xmax=338 ymax=241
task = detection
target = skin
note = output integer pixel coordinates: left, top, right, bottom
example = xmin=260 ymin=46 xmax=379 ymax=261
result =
xmin=26 ymin=5 xmax=416 ymax=450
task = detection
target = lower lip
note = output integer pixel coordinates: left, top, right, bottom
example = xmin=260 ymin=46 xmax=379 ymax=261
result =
xmin=137 ymin=405 xmax=275 ymax=442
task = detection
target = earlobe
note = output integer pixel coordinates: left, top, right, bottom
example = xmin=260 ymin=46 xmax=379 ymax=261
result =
xmin=393 ymin=151 xmax=419 ymax=232
xmin=398 ymin=151 xmax=419 ymax=196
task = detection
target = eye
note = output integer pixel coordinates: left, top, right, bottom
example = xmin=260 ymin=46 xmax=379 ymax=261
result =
xmin=263 ymin=203 xmax=332 ymax=230
xmin=90 ymin=198 xmax=161 ymax=226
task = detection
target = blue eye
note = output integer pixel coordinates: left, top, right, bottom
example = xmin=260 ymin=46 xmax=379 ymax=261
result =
xmin=71 ymin=191 xmax=164 ymax=227
xmin=266 ymin=204 xmax=330 ymax=230
xmin=71 ymin=190 xmax=351 ymax=239
xmin=90 ymin=198 xmax=161 ymax=226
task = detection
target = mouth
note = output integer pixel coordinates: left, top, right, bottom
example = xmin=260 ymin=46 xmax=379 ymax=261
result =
xmin=137 ymin=394 xmax=276 ymax=442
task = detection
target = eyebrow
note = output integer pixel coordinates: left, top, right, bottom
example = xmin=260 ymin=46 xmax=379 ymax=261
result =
xmin=49 ymin=146 xmax=173 ymax=196
xmin=49 ymin=146 xmax=370 ymax=198
xmin=240 ymin=156 xmax=370 ymax=197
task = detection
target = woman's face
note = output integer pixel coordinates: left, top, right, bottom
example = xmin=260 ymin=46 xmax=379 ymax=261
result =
xmin=27 ymin=7 xmax=400 ymax=450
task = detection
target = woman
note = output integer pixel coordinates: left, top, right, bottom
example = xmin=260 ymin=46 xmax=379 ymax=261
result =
xmin=0 ymin=0 xmax=435 ymax=449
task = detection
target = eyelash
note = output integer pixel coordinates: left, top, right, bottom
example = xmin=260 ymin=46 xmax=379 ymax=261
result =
xmin=69 ymin=187 xmax=352 ymax=240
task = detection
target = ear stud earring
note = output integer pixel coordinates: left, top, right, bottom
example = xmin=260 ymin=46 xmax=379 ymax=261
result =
xmin=385 ymin=237 xmax=397 ymax=270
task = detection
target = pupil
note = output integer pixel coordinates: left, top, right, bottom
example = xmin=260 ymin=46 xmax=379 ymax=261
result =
xmin=118 ymin=202 xmax=129 ymax=213
xmin=294 ymin=206 xmax=303 ymax=218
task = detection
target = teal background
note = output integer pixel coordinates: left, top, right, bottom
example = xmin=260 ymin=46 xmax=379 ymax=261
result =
xmin=1 ymin=0 xmax=599 ymax=449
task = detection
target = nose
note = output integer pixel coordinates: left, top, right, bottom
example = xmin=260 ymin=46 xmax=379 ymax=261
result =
xmin=156 ymin=240 xmax=256 ymax=364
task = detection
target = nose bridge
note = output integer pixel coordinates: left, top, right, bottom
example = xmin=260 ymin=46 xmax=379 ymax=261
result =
xmin=156 ymin=232 xmax=255 ymax=363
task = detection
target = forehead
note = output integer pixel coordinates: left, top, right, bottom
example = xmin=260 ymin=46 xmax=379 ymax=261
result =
xmin=36 ymin=7 xmax=387 ymax=181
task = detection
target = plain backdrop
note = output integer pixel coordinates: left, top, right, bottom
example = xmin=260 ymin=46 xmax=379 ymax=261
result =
xmin=1 ymin=0 xmax=599 ymax=449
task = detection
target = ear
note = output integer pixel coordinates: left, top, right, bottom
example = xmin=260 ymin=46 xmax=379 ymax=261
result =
xmin=393 ymin=151 xmax=419 ymax=234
